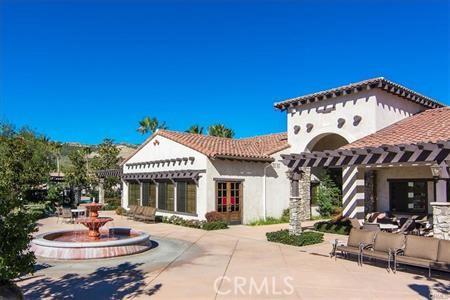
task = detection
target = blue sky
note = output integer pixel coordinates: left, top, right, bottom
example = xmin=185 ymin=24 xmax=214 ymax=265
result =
xmin=1 ymin=0 xmax=449 ymax=144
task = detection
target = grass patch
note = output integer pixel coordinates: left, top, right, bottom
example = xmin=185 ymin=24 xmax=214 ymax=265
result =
xmin=249 ymin=209 xmax=289 ymax=226
xmin=266 ymin=230 xmax=324 ymax=247
xmin=249 ymin=217 xmax=288 ymax=226
xmin=313 ymin=219 xmax=351 ymax=235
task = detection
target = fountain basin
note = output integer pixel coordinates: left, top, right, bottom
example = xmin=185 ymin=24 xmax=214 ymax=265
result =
xmin=31 ymin=229 xmax=152 ymax=260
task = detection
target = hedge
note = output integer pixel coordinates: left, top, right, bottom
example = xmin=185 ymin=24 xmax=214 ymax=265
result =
xmin=313 ymin=219 xmax=351 ymax=235
xmin=266 ymin=230 xmax=324 ymax=246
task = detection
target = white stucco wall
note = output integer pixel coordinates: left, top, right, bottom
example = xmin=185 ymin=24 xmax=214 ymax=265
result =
xmin=206 ymin=149 xmax=291 ymax=224
xmin=375 ymin=166 xmax=434 ymax=213
xmin=121 ymin=134 xmax=209 ymax=219
xmin=287 ymin=89 xmax=426 ymax=152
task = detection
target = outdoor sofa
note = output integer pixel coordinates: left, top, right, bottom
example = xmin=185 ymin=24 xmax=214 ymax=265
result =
xmin=332 ymin=229 xmax=450 ymax=277
xmin=134 ymin=206 xmax=156 ymax=223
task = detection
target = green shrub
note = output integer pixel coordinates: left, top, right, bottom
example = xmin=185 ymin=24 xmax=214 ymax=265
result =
xmin=313 ymin=219 xmax=351 ymax=235
xmin=281 ymin=208 xmax=290 ymax=222
xmin=102 ymin=198 xmax=120 ymax=210
xmin=202 ymin=221 xmax=228 ymax=231
xmin=0 ymin=207 xmax=37 ymax=283
xmin=266 ymin=230 xmax=323 ymax=246
xmin=161 ymin=214 xmax=228 ymax=231
xmin=24 ymin=202 xmax=54 ymax=221
xmin=314 ymin=174 xmax=341 ymax=217
xmin=115 ymin=207 xmax=126 ymax=215
xmin=205 ymin=211 xmax=224 ymax=222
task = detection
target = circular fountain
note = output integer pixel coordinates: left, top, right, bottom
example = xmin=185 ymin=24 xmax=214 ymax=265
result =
xmin=31 ymin=203 xmax=152 ymax=260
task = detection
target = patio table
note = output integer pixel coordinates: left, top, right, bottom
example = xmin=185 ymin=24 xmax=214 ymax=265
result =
xmin=71 ymin=209 xmax=86 ymax=218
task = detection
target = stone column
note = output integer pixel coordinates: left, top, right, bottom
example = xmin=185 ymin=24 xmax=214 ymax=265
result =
xmin=299 ymin=167 xmax=311 ymax=221
xmin=287 ymin=169 xmax=304 ymax=235
xmin=98 ymin=178 xmax=105 ymax=204
xmin=364 ymin=170 xmax=376 ymax=213
xmin=431 ymin=202 xmax=450 ymax=240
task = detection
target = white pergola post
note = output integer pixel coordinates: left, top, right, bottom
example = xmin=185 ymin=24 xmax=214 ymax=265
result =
xmin=122 ymin=180 xmax=129 ymax=208
xmin=98 ymin=178 xmax=105 ymax=204
xmin=435 ymin=164 xmax=449 ymax=202
xmin=342 ymin=166 xmax=365 ymax=220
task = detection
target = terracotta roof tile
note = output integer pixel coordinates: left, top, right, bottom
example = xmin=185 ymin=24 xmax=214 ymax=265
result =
xmin=157 ymin=130 xmax=289 ymax=161
xmin=342 ymin=107 xmax=450 ymax=149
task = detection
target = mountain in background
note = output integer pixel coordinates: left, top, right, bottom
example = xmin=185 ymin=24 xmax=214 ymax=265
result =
xmin=58 ymin=142 xmax=137 ymax=169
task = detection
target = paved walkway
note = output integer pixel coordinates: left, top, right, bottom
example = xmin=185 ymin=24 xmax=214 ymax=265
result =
xmin=18 ymin=211 xmax=450 ymax=299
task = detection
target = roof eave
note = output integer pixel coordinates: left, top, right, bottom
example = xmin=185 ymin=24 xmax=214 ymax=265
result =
xmin=274 ymin=78 xmax=444 ymax=111
xmin=212 ymin=154 xmax=274 ymax=163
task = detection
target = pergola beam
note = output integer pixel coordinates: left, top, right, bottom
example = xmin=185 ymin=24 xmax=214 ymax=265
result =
xmin=281 ymin=141 xmax=450 ymax=171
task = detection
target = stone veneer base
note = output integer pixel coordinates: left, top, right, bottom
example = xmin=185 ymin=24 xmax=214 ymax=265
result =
xmin=31 ymin=230 xmax=152 ymax=260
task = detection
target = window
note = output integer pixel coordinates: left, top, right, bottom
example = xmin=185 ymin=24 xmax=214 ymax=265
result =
xmin=128 ymin=182 xmax=140 ymax=206
xmin=142 ymin=182 xmax=156 ymax=207
xmin=158 ymin=182 xmax=174 ymax=211
xmin=176 ymin=181 xmax=196 ymax=214
xmin=389 ymin=180 xmax=428 ymax=214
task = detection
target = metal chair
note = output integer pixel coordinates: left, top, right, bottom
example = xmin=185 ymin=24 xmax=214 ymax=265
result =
xmin=61 ymin=208 xmax=73 ymax=224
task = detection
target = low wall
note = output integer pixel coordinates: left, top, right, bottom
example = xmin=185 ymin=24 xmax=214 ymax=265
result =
xmin=431 ymin=202 xmax=450 ymax=240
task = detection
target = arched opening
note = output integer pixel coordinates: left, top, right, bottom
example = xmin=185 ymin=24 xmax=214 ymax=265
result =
xmin=306 ymin=133 xmax=349 ymax=152
xmin=306 ymin=133 xmax=349 ymax=218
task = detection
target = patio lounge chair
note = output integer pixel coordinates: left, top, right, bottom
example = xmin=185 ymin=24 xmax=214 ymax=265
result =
xmin=332 ymin=229 xmax=376 ymax=265
xmin=361 ymin=231 xmax=405 ymax=270
xmin=393 ymin=218 xmax=415 ymax=234
xmin=134 ymin=207 xmax=156 ymax=223
xmin=393 ymin=235 xmax=440 ymax=277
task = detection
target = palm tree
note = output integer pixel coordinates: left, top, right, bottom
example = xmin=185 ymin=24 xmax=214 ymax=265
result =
xmin=186 ymin=125 xmax=204 ymax=134
xmin=207 ymin=124 xmax=234 ymax=138
xmin=137 ymin=116 xmax=168 ymax=135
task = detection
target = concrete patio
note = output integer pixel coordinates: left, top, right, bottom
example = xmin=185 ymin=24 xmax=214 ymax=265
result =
xmin=18 ymin=211 xmax=450 ymax=299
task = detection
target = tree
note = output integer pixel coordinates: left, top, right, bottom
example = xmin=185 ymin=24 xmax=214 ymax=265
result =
xmin=0 ymin=124 xmax=55 ymax=289
xmin=137 ymin=116 xmax=168 ymax=135
xmin=186 ymin=125 xmax=204 ymax=134
xmin=91 ymin=139 xmax=121 ymax=198
xmin=207 ymin=124 xmax=234 ymax=138
xmin=314 ymin=173 xmax=342 ymax=217
xmin=64 ymin=147 xmax=92 ymax=199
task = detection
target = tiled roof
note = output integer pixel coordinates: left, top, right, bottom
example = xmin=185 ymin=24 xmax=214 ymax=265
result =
xmin=123 ymin=130 xmax=289 ymax=164
xmin=341 ymin=107 xmax=450 ymax=149
xmin=274 ymin=77 xmax=444 ymax=110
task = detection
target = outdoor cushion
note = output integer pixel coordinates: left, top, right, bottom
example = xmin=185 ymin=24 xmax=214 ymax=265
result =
xmin=396 ymin=255 xmax=432 ymax=268
xmin=373 ymin=231 xmax=405 ymax=253
xmin=404 ymin=235 xmax=439 ymax=261
xmin=437 ymin=240 xmax=450 ymax=264
xmin=347 ymin=229 xmax=376 ymax=248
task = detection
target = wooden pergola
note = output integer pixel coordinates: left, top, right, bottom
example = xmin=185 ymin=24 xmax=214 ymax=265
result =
xmin=281 ymin=140 xmax=450 ymax=171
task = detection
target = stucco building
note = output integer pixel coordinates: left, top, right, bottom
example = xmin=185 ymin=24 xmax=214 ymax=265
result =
xmin=114 ymin=77 xmax=449 ymax=226
xmin=120 ymin=130 xmax=290 ymax=224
